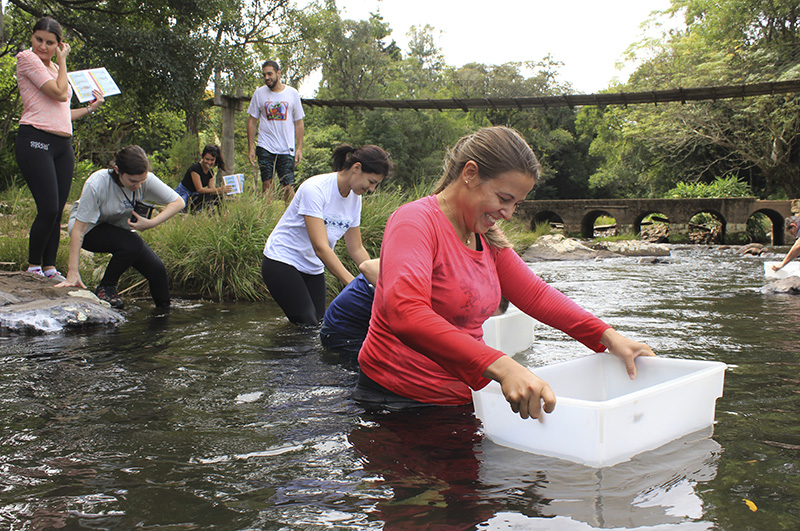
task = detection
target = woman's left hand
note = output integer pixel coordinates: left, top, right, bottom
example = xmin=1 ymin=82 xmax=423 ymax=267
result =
xmin=128 ymin=212 xmax=155 ymax=231
xmin=89 ymin=89 xmax=104 ymax=112
xmin=600 ymin=328 xmax=655 ymax=379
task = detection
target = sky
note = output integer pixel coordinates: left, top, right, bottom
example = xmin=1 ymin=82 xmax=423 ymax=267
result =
xmin=297 ymin=0 xmax=683 ymax=97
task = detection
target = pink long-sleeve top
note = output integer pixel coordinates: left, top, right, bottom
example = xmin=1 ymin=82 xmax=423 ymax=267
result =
xmin=16 ymin=49 xmax=72 ymax=136
xmin=358 ymin=195 xmax=611 ymax=405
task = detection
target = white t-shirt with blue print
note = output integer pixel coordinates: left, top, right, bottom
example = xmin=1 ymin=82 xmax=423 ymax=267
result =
xmin=264 ymin=172 xmax=362 ymax=275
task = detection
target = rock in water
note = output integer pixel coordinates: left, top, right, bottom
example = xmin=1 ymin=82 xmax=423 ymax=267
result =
xmin=761 ymin=276 xmax=800 ymax=295
xmin=0 ymin=272 xmax=124 ymax=333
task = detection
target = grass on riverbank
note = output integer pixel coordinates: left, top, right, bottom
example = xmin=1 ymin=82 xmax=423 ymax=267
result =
xmin=0 ymin=183 xmax=544 ymax=301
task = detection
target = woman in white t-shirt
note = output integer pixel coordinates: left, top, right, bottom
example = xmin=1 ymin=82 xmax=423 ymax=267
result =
xmin=56 ymin=146 xmax=185 ymax=309
xmin=262 ymin=144 xmax=391 ymax=325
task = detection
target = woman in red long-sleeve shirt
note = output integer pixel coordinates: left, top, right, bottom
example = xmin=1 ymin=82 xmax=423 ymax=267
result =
xmin=356 ymin=126 xmax=655 ymax=419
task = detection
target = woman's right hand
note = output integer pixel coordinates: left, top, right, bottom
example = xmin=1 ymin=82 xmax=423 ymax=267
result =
xmin=483 ymin=355 xmax=556 ymax=419
xmin=55 ymin=270 xmax=85 ymax=289
xmin=55 ymin=41 xmax=70 ymax=63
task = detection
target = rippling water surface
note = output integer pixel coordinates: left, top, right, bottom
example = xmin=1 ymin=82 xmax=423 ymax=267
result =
xmin=0 ymin=246 xmax=798 ymax=530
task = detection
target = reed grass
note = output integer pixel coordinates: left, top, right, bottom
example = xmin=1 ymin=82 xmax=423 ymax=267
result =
xmin=1 ymin=182 xmax=550 ymax=302
xmin=143 ymin=193 xmax=284 ymax=301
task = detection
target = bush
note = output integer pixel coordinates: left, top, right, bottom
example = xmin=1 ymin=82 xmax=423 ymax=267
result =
xmin=667 ymin=175 xmax=754 ymax=198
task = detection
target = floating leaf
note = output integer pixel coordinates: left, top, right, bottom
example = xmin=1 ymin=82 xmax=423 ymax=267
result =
xmin=743 ymin=499 xmax=757 ymax=512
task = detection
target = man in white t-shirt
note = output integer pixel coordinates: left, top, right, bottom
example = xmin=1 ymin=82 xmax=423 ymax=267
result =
xmin=247 ymin=60 xmax=305 ymax=204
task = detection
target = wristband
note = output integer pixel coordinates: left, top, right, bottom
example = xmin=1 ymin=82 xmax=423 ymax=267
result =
xmin=86 ymin=105 xmax=94 ymax=115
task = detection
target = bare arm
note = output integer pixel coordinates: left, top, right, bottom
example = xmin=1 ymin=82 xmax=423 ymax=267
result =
xmin=191 ymin=171 xmax=231 ymax=195
xmin=247 ymin=116 xmax=258 ymax=166
xmin=305 ymin=215 xmax=355 ymax=285
xmin=344 ymin=226 xmax=370 ymax=267
xmin=359 ymin=258 xmax=380 ymax=285
xmin=773 ymin=237 xmax=800 ymax=270
xmin=38 ymin=42 xmax=71 ymax=102
xmin=128 ymin=197 xmax=185 ymax=231
xmin=70 ymin=89 xmax=104 ymax=121
xmin=294 ymin=119 xmax=304 ymax=165
xmin=55 ymin=220 xmax=90 ymax=289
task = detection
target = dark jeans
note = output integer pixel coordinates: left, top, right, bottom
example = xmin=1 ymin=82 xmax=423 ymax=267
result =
xmin=319 ymin=323 xmax=366 ymax=355
xmin=256 ymin=146 xmax=295 ymax=186
xmin=15 ymin=125 xmax=74 ymax=267
xmin=261 ymin=255 xmax=325 ymax=325
xmin=82 ymin=223 xmax=170 ymax=307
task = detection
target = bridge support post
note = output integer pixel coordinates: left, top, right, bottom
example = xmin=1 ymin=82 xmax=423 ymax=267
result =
xmin=221 ymin=95 xmax=242 ymax=176
xmin=726 ymin=223 xmax=748 ymax=244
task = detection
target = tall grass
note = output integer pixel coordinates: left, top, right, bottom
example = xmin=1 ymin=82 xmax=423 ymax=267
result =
xmin=145 ymin=193 xmax=284 ymax=301
xmin=1 ymin=181 xmax=552 ymax=301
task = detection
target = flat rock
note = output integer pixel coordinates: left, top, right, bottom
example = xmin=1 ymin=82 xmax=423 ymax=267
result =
xmin=761 ymin=276 xmax=800 ymax=295
xmin=522 ymin=234 xmax=671 ymax=262
xmin=0 ymin=271 xmax=124 ymax=333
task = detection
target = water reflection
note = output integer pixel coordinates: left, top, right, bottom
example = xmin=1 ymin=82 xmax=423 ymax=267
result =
xmin=477 ymin=427 xmax=719 ymax=529
xmin=348 ymin=406 xmax=498 ymax=530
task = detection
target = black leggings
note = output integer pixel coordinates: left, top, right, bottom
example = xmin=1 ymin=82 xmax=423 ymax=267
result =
xmin=261 ymin=256 xmax=326 ymax=325
xmin=15 ymin=125 xmax=74 ymax=267
xmin=83 ymin=224 xmax=170 ymax=307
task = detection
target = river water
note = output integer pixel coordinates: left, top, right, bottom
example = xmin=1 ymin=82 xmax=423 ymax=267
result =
xmin=0 ymin=245 xmax=797 ymax=530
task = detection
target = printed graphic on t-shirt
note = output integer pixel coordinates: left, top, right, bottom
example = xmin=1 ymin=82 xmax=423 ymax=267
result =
xmin=264 ymin=102 xmax=289 ymax=121
xmin=324 ymin=216 xmax=352 ymax=242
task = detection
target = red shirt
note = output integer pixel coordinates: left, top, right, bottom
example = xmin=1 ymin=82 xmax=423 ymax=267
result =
xmin=358 ymin=195 xmax=610 ymax=405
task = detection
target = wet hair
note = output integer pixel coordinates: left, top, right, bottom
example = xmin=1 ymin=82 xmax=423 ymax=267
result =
xmin=201 ymin=144 xmax=225 ymax=171
xmin=262 ymin=60 xmax=280 ymax=72
xmin=32 ymin=17 xmax=63 ymax=43
xmin=785 ymin=215 xmax=799 ymax=232
xmin=433 ymin=126 xmax=541 ymax=249
xmin=109 ymin=145 xmax=150 ymax=185
xmin=331 ymin=144 xmax=392 ymax=177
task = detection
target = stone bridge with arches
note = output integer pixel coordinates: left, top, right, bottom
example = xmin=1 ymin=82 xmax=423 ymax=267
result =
xmin=515 ymin=198 xmax=796 ymax=245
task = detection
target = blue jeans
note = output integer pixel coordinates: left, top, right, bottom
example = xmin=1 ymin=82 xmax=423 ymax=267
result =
xmin=256 ymin=147 xmax=295 ymax=186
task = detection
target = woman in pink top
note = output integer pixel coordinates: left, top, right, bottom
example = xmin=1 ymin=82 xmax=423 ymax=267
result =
xmin=15 ymin=17 xmax=104 ymax=281
xmin=356 ymin=126 xmax=655 ymax=418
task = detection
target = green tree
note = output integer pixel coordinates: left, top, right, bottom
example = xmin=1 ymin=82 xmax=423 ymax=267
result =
xmin=583 ymin=0 xmax=800 ymax=198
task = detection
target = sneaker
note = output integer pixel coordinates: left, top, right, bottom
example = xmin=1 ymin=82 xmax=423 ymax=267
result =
xmin=95 ymin=285 xmax=125 ymax=309
xmin=43 ymin=269 xmax=66 ymax=282
xmin=26 ymin=267 xmax=45 ymax=277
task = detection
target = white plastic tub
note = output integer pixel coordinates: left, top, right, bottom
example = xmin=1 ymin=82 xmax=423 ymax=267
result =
xmin=764 ymin=260 xmax=800 ymax=280
xmin=482 ymin=306 xmax=536 ymax=355
xmin=472 ymin=353 xmax=726 ymax=467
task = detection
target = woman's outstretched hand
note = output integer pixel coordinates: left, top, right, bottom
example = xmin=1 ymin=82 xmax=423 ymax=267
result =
xmin=483 ymin=355 xmax=556 ymax=419
xmin=600 ymin=328 xmax=656 ymax=379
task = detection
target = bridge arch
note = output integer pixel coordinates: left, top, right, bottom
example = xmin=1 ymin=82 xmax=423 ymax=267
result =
xmin=531 ymin=210 xmax=564 ymax=231
xmin=750 ymin=208 xmax=787 ymax=244
xmin=581 ymin=210 xmax=615 ymax=238
xmin=635 ymin=211 xmax=670 ymax=240
xmin=688 ymin=209 xmax=726 ymax=244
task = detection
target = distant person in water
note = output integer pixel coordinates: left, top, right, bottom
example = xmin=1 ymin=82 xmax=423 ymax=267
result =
xmin=320 ymin=259 xmax=379 ymax=354
xmin=175 ymin=144 xmax=232 ymax=212
xmin=772 ymin=215 xmax=800 ymax=273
